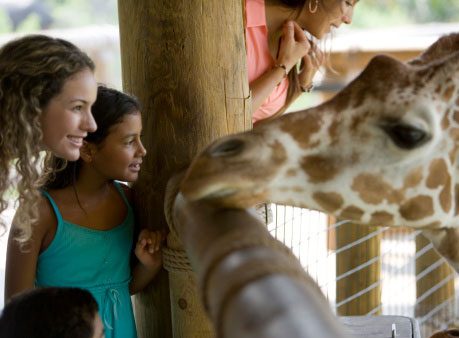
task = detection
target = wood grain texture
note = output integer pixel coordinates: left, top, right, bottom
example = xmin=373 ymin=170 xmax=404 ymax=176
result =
xmin=118 ymin=0 xmax=250 ymax=337
xmin=336 ymin=222 xmax=381 ymax=316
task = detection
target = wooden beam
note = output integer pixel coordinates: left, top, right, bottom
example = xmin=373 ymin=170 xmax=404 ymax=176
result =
xmin=118 ymin=1 xmax=250 ymax=337
xmin=172 ymin=194 xmax=347 ymax=338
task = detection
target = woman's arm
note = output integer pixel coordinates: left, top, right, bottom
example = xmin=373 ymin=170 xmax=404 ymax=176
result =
xmin=129 ymin=229 xmax=163 ymax=294
xmin=4 ymin=198 xmax=52 ymax=302
xmin=251 ymin=20 xmax=309 ymax=112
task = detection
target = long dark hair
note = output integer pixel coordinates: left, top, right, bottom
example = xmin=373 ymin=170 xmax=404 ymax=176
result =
xmin=40 ymin=85 xmax=141 ymax=190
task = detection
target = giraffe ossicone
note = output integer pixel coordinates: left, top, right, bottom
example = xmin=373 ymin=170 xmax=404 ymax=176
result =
xmin=181 ymin=33 xmax=459 ymax=271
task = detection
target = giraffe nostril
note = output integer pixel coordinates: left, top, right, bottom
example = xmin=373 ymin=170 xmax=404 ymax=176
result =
xmin=381 ymin=123 xmax=430 ymax=150
xmin=208 ymin=138 xmax=245 ymax=158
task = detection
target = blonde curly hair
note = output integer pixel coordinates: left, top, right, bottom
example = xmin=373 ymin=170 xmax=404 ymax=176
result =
xmin=0 ymin=34 xmax=95 ymax=242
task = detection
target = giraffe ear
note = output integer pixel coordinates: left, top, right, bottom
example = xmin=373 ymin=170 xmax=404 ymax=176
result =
xmin=80 ymin=141 xmax=96 ymax=163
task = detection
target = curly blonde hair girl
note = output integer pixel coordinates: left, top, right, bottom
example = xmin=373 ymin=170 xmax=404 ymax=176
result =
xmin=0 ymin=34 xmax=95 ymax=242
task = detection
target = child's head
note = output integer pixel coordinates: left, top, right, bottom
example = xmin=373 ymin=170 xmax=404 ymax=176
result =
xmin=0 ymin=287 xmax=103 ymax=338
xmin=81 ymin=85 xmax=146 ymax=182
xmin=42 ymin=85 xmax=146 ymax=189
xmin=0 ymin=34 xmax=97 ymax=241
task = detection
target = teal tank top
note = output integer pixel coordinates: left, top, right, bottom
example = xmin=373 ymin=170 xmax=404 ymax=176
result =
xmin=36 ymin=181 xmax=137 ymax=338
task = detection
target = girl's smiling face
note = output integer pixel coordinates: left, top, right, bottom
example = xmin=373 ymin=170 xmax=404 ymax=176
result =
xmin=40 ymin=68 xmax=98 ymax=161
xmin=90 ymin=112 xmax=147 ymax=182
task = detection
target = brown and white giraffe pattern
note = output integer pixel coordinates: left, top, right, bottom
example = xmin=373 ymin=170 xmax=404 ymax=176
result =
xmin=181 ymin=33 xmax=459 ymax=271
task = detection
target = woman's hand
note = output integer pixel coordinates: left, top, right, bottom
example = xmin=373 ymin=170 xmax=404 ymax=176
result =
xmin=299 ymin=40 xmax=324 ymax=91
xmin=276 ymin=20 xmax=310 ymax=72
xmin=134 ymin=229 xmax=164 ymax=269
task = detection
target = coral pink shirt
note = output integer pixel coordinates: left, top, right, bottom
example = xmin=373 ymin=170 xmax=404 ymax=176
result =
xmin=246 ymin=0 xmax=289 ymax=123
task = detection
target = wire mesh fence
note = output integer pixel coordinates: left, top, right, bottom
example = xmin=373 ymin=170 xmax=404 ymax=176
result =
xmin=267 ymin=203 xmax=459 ymax=338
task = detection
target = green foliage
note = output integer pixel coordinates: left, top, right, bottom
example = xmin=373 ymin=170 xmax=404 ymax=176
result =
xmin=0 ymin=1 xmax=457 ymax=34
xmin=352 ymin=0 xmax=459 ymax=28
xmin=45 ymin=0 xmax=118 ymax=28
xmin=0 ymin=0 xmax=118 ymax=33
xmin=0 ymin=10 xmax=11 ymax=33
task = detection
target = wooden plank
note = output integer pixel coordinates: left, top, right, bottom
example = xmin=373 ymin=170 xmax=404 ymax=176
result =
xmin=336 ymin=223 xmax=381 ymax=316
xmin=415 ymin=235 xmax=455 ymax=320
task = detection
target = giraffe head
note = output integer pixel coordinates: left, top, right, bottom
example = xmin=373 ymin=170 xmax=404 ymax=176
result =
xmin=181 ymin=33 xmax=459 ymax=229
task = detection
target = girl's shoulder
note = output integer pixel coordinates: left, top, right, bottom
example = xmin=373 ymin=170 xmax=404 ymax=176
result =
xmin=11 ymin=193 xmax=58 ymax=249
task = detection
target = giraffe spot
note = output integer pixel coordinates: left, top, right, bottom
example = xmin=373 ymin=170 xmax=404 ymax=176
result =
xmin=339 ymin=205 xmax=364 ymax=221
xmin=369 ymin=211 xmax=394 ymax=225
xmin=403 ymin=167 xmax=423 ymax=189
xmin=269 ymin=140 xmax=287 ymax=164
xmin=313 ymin=191 xmax=344 ymax=213
xmin=449 ymin=128 xmax=459 ymax=143
xmin=399 ymin=195 xmax=434 ymax=221
xmin=286 ymin=169 xmax=298 ymax=177
xmin=453 ymin=110 xmax=459 ymax=124
xmin=449 ymin=149 xmax=457 ymax=163
xmin=436 ymin=228 xmax=459 ymax=262
xmin=281 ymin=113 xmax=321 ymax=149
xmin=422 ymin=221 xmax=441 ymax=228
xmin=441 ymin=113 xmax=450 ymax=130
xmin=351 ymin=111 xmax=371 ymax=132
xmin=443 ymin=84 xmax=455 ymax=101
xmin=439 ymin=176 xmax=452 ymax=213
xmin=328 ymin=119 xmax=339 ymax=145
xmin=279 ymin=186 xmax=304 ymax=193
xmin=455 ymin=184 xmax=459 ymax=216
xmin=435 ymin=84 xmax=442 ymax=94
xmin=426 ymin=158 xmax=449 ymax=189
xmin=309 ymin=140 xmax=321 ymax=148
xmin=301 ymin=155 xmax=339 ymax=183
xmin=352 ymin=173 xmax=402 ymax=205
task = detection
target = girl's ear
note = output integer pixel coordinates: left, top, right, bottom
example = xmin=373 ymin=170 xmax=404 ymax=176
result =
xmin=80 ymin=141 xmax=96 ymax=163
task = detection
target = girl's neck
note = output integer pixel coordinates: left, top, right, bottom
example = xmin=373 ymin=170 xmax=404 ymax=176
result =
xmin=74 ymin=165 xmax=113 ymax=196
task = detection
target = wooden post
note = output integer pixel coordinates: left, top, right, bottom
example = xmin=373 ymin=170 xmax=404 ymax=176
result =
xmin=117 ymin=1 xmax=250 ymax=337
xmin=336 ymin=222 xmax=381 ymax=315
xmin=415 ymin=234 xmax=455 ymax=322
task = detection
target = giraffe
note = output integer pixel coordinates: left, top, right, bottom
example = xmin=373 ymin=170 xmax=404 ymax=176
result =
xmin=180 ymin=32 xmax=459 ymax=272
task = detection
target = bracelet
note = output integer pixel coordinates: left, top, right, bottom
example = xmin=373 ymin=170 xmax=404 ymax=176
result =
xmin=273 ymin=63 xmax=288 ymax=78
xmin=300 ymin=83 xmax=314 ymax=93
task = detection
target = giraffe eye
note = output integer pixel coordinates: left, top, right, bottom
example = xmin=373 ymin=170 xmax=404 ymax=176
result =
xmin=381 ymin=123 xmax=430 ymax=150
xmin=207 ymin=138 xmax=245 ymax=157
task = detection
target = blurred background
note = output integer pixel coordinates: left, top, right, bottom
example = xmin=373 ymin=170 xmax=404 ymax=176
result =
xmin=1 ymin=1 xmax=459 ymax=337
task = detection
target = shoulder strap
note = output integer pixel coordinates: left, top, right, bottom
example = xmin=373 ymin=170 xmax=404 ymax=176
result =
xmin=113 ymin=181 xmax=131 ymax=207
xmin=40 ymin=190 xmax=63 ymax=224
